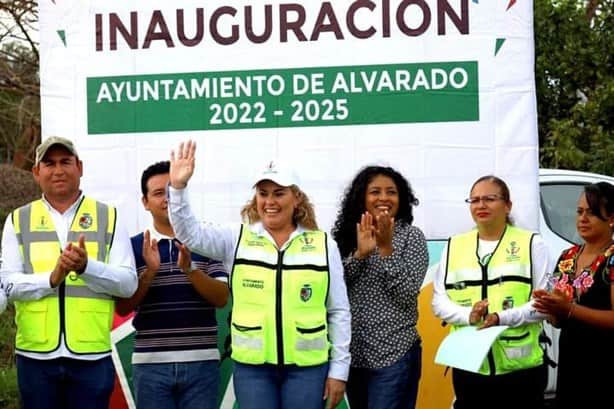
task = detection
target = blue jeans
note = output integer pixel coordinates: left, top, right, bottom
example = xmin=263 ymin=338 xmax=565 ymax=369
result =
xmin=133 ymin=361 xmax=219 ymax=409
xmin=346 ymin=340 xmax=422 ymax=409
xmin=16 ymin=355 xmax=115 ymax=409
xmin=233 ymin=361 xmax=329 ymax=409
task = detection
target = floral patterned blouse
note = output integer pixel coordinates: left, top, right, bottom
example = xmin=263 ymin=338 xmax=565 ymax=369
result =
xmin=552 ymin=242 xmax=614 ymax=409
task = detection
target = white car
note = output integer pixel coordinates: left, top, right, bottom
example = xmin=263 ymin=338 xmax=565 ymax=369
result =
xmin=538 ymin=168 xmax=614 ymax=399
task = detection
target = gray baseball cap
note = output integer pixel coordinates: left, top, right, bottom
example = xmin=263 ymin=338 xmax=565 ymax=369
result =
xmin=35 ymin=136 xmax=79 ymax=165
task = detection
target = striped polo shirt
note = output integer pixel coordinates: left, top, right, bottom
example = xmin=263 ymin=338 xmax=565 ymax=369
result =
xmin=130 ymin=230 xmax=228 ymax=364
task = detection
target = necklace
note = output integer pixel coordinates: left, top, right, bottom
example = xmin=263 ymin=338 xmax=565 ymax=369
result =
xmin=576 ymin=241 xmax=613 ymax=274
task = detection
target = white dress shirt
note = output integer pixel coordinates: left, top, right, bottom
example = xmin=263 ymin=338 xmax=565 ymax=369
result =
xmin=168 ymin=185 xmax=351 ymax=381
xmin=0 ymin=193 xmax=137 ymax=360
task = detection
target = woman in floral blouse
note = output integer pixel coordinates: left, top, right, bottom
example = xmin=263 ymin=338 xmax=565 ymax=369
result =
xmin=533 ymin=182 xmax=614 ymax=409
xmin=332 ymin=166 xmax=428 ymax=409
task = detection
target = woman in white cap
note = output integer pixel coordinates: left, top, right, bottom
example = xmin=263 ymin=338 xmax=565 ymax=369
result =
xmin=167 ymin=141 xmax=350 ymax=409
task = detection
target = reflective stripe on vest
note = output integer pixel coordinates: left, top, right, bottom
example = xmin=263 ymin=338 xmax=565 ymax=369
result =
xmin=230 ymin=225 xmax=330 ymax=366
xmin=12 ymin=197 xmax=116 ymax=354
xmin=445 ymin=226 xmax=543 ymax=375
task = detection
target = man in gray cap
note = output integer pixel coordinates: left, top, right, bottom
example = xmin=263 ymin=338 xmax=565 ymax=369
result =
xmin=0 ymin=136 xmax=137 ymax=409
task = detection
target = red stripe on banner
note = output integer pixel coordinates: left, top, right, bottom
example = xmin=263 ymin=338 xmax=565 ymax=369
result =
xmin=110 ymin=311 xmax=134 ymax=408
xmin=113 ymin=311 xmax=134 ymax=329
xmin=110 ymin=376 xmax=129 ymax=409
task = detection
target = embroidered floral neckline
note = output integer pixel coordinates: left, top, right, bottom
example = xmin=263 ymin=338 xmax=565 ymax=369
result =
xmin=552 ymin=242 xmax=614 ymax=302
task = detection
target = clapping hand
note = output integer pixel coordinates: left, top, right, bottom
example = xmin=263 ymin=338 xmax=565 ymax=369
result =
xmin=51 ymin=234 xmax=88 ymax=287
xmin=354 ymin=212 xmax=376 ymax=259
xmin=469 ymin=299 xmax=489 ymax=325
xmin=175 ymin=241 xmax=193 ymax=274
xmin=532 ymin=288 xmax=571 ymax=318
xmin=374 ymin=210 xmax=394 ymax=257
xmin=142 ymin=229 xmax=160 ymax=273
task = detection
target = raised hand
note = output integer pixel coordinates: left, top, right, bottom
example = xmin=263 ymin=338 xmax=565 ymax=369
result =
xmin=142 ymin=229 xmax=160 ymax=273
xmin=374 ymin=210 xmax=394 ymax=257
xmin=170 ymin=140 xmax=197 ymax=189
xmin=354 ymin=212 xmax=376 ymax=259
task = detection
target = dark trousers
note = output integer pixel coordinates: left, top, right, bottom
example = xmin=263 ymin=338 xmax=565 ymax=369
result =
xmin=452 ymin=364 xmax=547 ymax=409
xmin=16 ymin=355 xmax=115 ymax=409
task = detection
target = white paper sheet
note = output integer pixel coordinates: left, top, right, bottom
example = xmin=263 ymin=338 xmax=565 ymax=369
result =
xmin=435 ymin=325 xmax=509 ymax=373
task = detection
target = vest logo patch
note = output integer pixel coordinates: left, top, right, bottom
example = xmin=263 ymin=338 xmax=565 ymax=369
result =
xmin=300 ymin=236 xmax=316 ymax=252
xmin=300 ymin=284 xmax=312 ymax=302
xmin=35 ymin=215 xmax=48 ymax=230
xmin=242 ymin=279 xmax=264 ymax=289
xmin=246 ymin=240 xmax=265 ymax=247
xmin=502 ymin=296 xmax=514 ymax=310
xmin=505 ymin=241 xmax=521 ymax=262
xmin=79 ymin=213 xmax=93 ymax=229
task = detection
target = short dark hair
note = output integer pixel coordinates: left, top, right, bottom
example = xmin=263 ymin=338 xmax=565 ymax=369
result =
xmin=141 ymin=161 xmax=170 ymax=196
xmin=584 ymin=182 xmax=614 ymax=221
xmin=332 ymin=165 xmax=418 ymax=257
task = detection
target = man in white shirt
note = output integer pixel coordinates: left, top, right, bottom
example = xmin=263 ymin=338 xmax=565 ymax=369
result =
xmin=0 ymin=136 xmax=137 ymax=409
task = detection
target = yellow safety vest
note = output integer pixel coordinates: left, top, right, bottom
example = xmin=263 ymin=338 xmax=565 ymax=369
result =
xmin=445 ymin=225 xmax=543 ymax=375
xmin=230 ymin=225 xmax=330 ymax=366
xmin=12 ymin=197 xmax=116 ymax=354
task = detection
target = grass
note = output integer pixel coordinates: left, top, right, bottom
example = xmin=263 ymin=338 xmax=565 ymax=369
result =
xmin=0 ymin=306 xmax=18 ymax=408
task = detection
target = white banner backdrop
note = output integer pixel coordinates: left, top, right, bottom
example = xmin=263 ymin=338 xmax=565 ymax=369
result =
xmin=40 ymin=2 xmax=540 ymax=408
xmin=40 ymin=0 xmax=540 ymax=240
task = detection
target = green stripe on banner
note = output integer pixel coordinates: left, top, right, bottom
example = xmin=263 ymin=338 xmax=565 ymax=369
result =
xmin=87 ymin=61 xmax=478 ymax=134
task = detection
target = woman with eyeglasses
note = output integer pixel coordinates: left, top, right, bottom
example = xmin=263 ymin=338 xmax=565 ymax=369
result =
xmin=533 ymin=182 xmax=614 ymax=409
xmin=432 ymin=175 xmax=551 ymax=409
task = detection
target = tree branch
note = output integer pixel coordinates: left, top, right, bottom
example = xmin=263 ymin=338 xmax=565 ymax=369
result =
xmin=586 ymin=0 xmax=601 ymax=21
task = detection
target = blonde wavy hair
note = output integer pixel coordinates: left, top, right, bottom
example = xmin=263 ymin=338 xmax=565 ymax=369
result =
xmin=240 ymin=185 xmax=318 ymax=230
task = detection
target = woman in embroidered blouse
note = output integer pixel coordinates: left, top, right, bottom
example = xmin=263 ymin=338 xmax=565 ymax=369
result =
xmin=432 ymin=175 xmax=550 ymax=409
xmin=533 ymin=182 xmax=614 ymax=409
xmin=332 ymin=166 xmax=428 ymax=409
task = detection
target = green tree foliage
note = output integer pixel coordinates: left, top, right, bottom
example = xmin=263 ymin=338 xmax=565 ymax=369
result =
xmin=535 ymin=0 xmax=614 ymax=175
xmin=0 ymin=163 xmax=40 ymax=232
xmin=0 ymin=164 xmax=39 ymax=409
xmin=0 ymin=1 xmax=40 ymax=168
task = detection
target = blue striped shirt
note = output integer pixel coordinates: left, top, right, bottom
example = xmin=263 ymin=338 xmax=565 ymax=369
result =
xmin=131 ymin=231 xmax=227 ymax=364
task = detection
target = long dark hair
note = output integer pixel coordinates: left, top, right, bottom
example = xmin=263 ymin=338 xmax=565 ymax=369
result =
xmin=332 ymin=166 xmax=418 ymax=258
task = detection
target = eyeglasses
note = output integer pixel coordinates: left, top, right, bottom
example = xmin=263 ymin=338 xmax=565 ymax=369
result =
xmin=464 ymin=194 xmax=505 ymax=204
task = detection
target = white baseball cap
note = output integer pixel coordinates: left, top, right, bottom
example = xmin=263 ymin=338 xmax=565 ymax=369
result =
xmin=253 ymin=160 xmax=300 ymax=188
